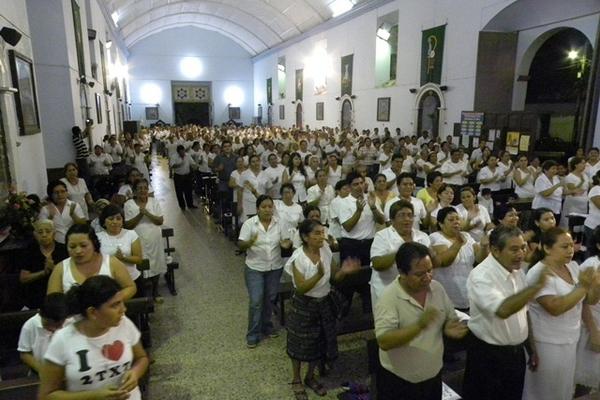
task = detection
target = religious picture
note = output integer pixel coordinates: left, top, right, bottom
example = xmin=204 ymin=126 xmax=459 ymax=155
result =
xmin=377 ymin=97 xmax=390 ymax=121
xmin=295 ymin=69 xmax=303 ymax=101
xmin=266 ymin=78 xmax=272 ymax=105
xmin=277 ymin=56 xmax=286 ymax=99
xmin=341 ymin=54 xmax=354 ymax=96
xmin=420 ymin=25 xmax=446 ymax=85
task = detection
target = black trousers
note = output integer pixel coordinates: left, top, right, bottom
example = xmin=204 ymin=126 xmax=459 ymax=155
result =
xmin=377 ymin=367 xmax=441 ymax=400
xmin=462 ymin=333 xmax=526 ymax=400
xmin=173 ymin=173 xmax=194 ymax=209
xmin=338 ymin=238 xmax=373 ymax=314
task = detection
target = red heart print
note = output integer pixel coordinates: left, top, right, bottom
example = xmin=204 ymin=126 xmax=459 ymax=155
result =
xmin=101 ymin=340 xmax=124 ymax=361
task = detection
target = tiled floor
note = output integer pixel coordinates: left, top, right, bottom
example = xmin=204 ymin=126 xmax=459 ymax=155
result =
xmin=146 ymin=158 xmax=370 ymax=399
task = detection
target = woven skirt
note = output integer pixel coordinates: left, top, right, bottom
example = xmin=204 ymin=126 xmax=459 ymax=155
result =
xmin=286 ymin=293 xmax=338 ymax=362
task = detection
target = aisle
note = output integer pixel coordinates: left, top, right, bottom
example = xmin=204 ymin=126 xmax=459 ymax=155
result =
xmin=146 ymin=158 xmax=369 ymax=399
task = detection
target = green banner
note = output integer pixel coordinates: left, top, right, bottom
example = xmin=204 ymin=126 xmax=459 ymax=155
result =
xmin=420 ymin=25 xmax=446 ymax=86
xmin=266 ymin=78 xmax=272 ymax=105
xmin=341 ymin=54 xmax=353 ymax=96
xmin=295 ymin=69 xmax=303 ymax=101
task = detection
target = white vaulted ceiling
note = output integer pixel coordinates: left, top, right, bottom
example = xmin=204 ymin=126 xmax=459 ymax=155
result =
xmin=100 ymin=0 xmax=376 ymax=56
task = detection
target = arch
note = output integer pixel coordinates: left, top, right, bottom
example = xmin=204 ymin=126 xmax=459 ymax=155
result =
xmin=340 ymin=95 xmax=354 ymax=130
xmin=295 ymin=101 xmax=303 ymax=128
xmin=413 ymin=83 xmax=446 ymax=136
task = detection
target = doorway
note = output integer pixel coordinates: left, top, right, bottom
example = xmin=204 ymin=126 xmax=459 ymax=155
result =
xmin=341 ymin=99 xmax=353 ymax=130
xmin=296 ymin=103 xmax=303 ymax=128
xmin=174 ymin=102 xmax=210 ymax=126
xmin=417 ymin=90 xmax=441 ymax=137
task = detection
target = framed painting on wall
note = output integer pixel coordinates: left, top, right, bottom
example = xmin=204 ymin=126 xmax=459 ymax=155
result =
xmin=8 ymin=50 xmax=40 ymax=135
xmin=229 ymin=107 xmax=241 ymax=120
xmin=145 ymin=107 xmax=159 ymax=120
xmin=279 ymin=105 xmax=285 ymax=120
xmin=316 ymin=102 xmax=324 ymax=121
xmin=377 ymin=97 xmax=390 ymax=122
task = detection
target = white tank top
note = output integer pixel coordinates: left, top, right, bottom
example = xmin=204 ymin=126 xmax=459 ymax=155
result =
xmin=62 ymin=254 xmax=113 ymax=293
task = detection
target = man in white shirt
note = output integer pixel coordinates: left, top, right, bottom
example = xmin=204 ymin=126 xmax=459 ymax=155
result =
xmin=88 ymin=145 xmax=112 ymax=177
xmin=170 ymin=145 xmax=198 ymax=210
xmin=470 ymin=141 xmax=487 ymax=163
xmin=260 ymin=140 xmax=277 ymax=169
xmin=383 ymin=173 xmax=429 ymax=230
xmin=381 ymin=155 xmax=404 ymax=195
xmin=259 ymin=154 xmax=285 ymax=199
xmin=463 ymin=226 xmax=548 ymax=400
xmin=440 ymin=149 xmax=468 ymax=186
xmin=103 ymin=135 xmax=123 ymax=166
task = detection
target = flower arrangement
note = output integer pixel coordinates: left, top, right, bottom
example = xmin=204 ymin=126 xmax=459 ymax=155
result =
xmin=0 ymin=189 xmax=38 ymax=240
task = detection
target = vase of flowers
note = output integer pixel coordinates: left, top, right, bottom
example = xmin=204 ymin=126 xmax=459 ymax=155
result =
xmin=0 ymin=190 xmax=38 ymax=240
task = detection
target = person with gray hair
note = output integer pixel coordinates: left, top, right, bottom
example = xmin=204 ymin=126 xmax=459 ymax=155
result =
xmin=375 ymin=242 xmax=467 ymax=400
xmin=463 ymin=226 xmax=549 ymax=400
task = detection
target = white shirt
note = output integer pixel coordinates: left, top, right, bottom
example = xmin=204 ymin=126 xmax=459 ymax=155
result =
xmin=328 ymin=195 xmax=346 ymax=239
xmin=338 ymin=195 xmax=377 ymax=240
xmin=383 ymin=196 xmax=427 ymax=230
xmin=306 ymin=184 xmax=335 ymax=224
xmin=440 ymin=160 xmax=466 ymax=185
xmin=97 ymin=229 xmax=141 ymax=281
xmin=455 ymin=204 xmax=491 ymax=242
xmin=258 ymin=165 xmax=285 ymax=199
xmin=513 ymin=167 xmax=535 ymax=198
xmin=274 ymin=200 xmax=304 ymax=240
xmin=370 ymin=227 xmax=430 ymax=305
xmin=532 ymin=174 xmax=563 ymax=214
xmin=18 ymin=313 xmax=54 ymax=364
xmin=586 ymin=161 xmax=600 ymax=180
xmin=477 ymin=166 xmax=502 ymax=191
xmin=381 ymin=168 xmax=399 ymax=196
xmin=467 ymin=254 xmax=528 ymax=345
xmin=88 ymin=153 xmax=112 ymax=176
xmin=60 ymin=178 xmax=90 ymax=219
xmin=238 ymin=215 xmax=284 ymax=271
xmin=527 ymin=260 xmax=582 ymax=344
xmin=585 ymin=185 xmax=600 ymax=229
xmin=104 ymin=143 xmax=123 ymax=163
xmin=44 ymin=317 xmax=141 ymax=399
xmin=285 ymin=246 xmax=332 ymax=298
xmin=169 ymin=153 xmax=196 ymax=175
xmin=38 ymin=200 xmax=85 ymax=244
xmin=327 ymin=166 xmax=342 ymax=188
xmin=429 ymin=231 xmax=476 ymax=309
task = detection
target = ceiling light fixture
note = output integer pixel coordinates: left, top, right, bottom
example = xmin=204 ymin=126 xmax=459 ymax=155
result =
xmin=329 ymin=0 xmax=354 ymax=18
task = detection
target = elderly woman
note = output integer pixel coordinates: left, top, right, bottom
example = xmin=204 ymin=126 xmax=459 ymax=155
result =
xmin=60 ymin=162 xmax=93 ymax=219
xmin=494 ymin=205 xmax=520 ymax=228
xmin=238 ymin=195 xmax=292 ymax=348
xmin=38 ymin=180 xmax=87 ymax=244
xmin=430 ymin=206 xmax=489 ymax=310
xmin=39 ymin=276 xmax=149 ymax=400
xmin=524 ymin=227 xmax=600 ymax=400
xmin=19 ymin=220 xmax=68 ymax=309
xmin=47 ymin=224 xmax=136 ymax=300
xmin=97 ymin=204 xmax=143 ymax=286
xmin=286 ymin=219 xmax=360 ymax=399
xmin=124 ymin=179 xmax=166 ymax=302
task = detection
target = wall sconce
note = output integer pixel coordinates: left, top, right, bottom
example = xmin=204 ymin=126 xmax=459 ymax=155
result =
xmin=291 ymin=100 xmax=296 ymax=104
xmin=350 ymin=95 xmax=357 ymax=99
xmin=78 ymin=75 xmax=95 ymax=88
xmin=104 ymin=89 xmax=113 ymax=96
xmin=439 ymin=85 xmax=448 ymax=91
xmin=335 ymin=96 xmax=341 ymax=100
xmin=409 ymin=88 xmax=417 ymax=94
xmin=87 ymin=29 xmax=97 ymax=41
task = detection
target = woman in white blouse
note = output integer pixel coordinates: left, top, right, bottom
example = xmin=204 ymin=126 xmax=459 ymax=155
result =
xmin=340 ymin=139 xmax=356 ymax=176
xmin=275 ymin=183 xmax=304 ymax=243
xmin=285 ymin=219 xmax=360 ymax=399
xmin=282 ymin=152 xmax=308 ymax=203
xmin=326 ymin=154 xmax=342 ymax=188
xmin=455 ymin=187 xmax=493 ymax=242
xmin=513 ymin=154 xmax=536 ymax=199
xmin=532 ymin=160 xmax=563 ymax=219
xmin=585 ymin=171 xmax=600 ymax=257
xmin=575 ymin=227 xmax=600 ymax=392
xmin=60 ymin=163 xmax=93 ymax=219
xmin=430 ymin=207 xmax=489 ymax=310
xmin=559 ymin=157 xmax=589 ymax=228
xmin=238 ymin=195 xmax=292 ymax=348
xmin=97 ymin=204 xmax=143 ymax=286
xmin=524 ymin=227 xmax=600 ymax=400
xmin=38 ymin=180 xmax=87 ymax=244
xmin=306 ymin=169 xmax=335 ymax=225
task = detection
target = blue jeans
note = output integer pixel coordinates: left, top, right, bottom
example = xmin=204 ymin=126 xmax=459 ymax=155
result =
xmin=244 ymin=266 xmax=282 ymax=345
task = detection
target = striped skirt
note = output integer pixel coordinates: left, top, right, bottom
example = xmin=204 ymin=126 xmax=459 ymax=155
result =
xmin=286 ymin=293 xmax=338 ymax=362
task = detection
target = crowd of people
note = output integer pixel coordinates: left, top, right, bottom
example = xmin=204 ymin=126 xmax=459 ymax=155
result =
xmin=10 ymin=121 xmax=600 ymax=399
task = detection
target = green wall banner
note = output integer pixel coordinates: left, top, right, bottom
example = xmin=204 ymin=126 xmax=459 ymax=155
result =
xmin=421 ymin=25 xmax=446 ymax=86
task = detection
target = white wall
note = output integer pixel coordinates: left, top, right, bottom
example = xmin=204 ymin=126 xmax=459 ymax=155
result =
xmin=0 ymin=0 xmax=48 ymax=195
xmin=128 ymin=27 xmax=254 ymax=126
xmin=252 ymin=0 xmax=599 ymax=140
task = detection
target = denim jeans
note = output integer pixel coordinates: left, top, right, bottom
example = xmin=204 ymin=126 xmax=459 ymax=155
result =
xmin=244 ymin=266 xmax=283 ymax=345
